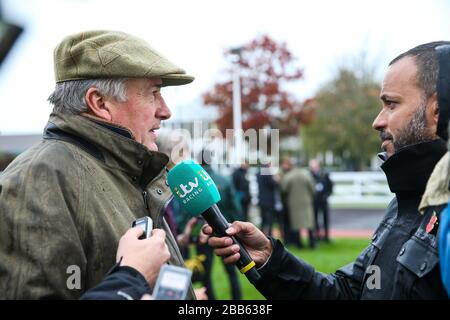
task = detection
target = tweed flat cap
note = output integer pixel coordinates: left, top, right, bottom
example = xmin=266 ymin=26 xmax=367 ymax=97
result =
xmin=53 ymin=30 xmax=194 ymax=86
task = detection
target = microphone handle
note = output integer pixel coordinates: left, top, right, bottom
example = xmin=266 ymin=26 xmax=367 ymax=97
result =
xmin=201 ymin=205 xmax=261 ymax=284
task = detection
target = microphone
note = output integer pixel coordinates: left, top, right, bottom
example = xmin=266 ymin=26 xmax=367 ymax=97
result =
xmin=167 ymin=160 xmax=261 ymax=284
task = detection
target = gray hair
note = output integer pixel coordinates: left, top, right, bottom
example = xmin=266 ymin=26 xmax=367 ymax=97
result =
xmin=47 ymin=78 xmax=129 ymax=114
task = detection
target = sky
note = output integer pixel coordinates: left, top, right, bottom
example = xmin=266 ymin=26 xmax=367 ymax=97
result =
xmin=1 ymin=0 xmax=449 ymax=135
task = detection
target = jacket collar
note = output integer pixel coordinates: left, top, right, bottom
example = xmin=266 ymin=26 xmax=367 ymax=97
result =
xmin=418 ymin=151 xmax=450 ymax=213
xmin=43 ymin=112 xmax=169 ymax=188
xmin=381 ymin=139 xmax=447 ymax=196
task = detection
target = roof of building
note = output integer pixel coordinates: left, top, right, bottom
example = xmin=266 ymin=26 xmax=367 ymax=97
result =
xmin=0 ymin=134 xmax=41 ymax=155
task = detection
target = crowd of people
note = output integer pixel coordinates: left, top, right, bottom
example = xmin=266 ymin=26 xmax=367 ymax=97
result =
xmin=232 ymin=158 xmax=333 ymax=249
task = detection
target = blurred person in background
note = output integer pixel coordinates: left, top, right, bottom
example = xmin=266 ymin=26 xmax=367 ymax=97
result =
xmin=232 ymin=163 xmax=251 ymax=222
xmin=278 ymin=158 xmax=296 ymax=245
xmin=256 ymin=162 xmax=278 ymax=237
xmin=0 ymin=30 xmax=196 ymax=299
xmin=156 ymin=131 xmax=208 ymax=300
xmin=309 ymin=159 xmax=333 ymax=243
xmin=281 ymin=159 xmax=316 ymax=249
xmin=195 ymin=149 xmax=243 ymax=300
xmin=203 ymin=41 xmax=450 ymax=299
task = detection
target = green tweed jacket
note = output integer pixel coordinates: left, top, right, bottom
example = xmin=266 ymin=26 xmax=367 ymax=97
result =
xmin=0 ymin=112 xmax=194 ymax=299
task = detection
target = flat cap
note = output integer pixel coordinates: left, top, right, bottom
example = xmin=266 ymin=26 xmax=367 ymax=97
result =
xmin=53 ymin=30 xmax=194 ymax=86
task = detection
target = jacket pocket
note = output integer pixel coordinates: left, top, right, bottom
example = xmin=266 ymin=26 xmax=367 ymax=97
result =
xmin=394 ymin=235 xmax=440 ymax=299
xmin=397 ymin=236 xmax=439 ymax=278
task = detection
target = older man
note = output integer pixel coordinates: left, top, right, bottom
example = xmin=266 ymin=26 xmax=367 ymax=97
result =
xmin=203 ymin=41 xmax=450 ymax=299
xmin=0 ymin=30 xmax=195 ymax=299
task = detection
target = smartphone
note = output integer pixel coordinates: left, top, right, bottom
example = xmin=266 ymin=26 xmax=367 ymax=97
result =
xmin=152 ymin=265 xmax=192 ymax=300
xmin=132 ymin=216 xmax=153 ymax=240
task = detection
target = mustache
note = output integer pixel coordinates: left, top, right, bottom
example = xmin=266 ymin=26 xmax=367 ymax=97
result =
xmin=379 ymin=131 xmax=393 ymax=141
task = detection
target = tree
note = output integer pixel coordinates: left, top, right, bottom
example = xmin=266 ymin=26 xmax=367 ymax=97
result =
xmin=203 ymin=34 xmax=308 ymax=137
xmin=302 ymin=59 xmax=381 ymax=170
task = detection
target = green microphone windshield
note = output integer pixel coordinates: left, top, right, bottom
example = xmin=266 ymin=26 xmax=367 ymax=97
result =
xmin=167 ymin=160 xmax=221 ymax=217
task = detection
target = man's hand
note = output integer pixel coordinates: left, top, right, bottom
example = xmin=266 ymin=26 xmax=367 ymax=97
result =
xmin=116 ymin=227 xmax=170 ymax=287
xmin=200 ymin=221 xmax=272 ymax=267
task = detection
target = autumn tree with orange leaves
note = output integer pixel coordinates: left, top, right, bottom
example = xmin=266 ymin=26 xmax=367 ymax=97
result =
xmin=203 ymin=35 xmax=312 ymax=137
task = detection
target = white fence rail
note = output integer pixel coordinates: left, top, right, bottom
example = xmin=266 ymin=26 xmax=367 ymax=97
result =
xmin=329 ymin=171 xmax=393 ymax=207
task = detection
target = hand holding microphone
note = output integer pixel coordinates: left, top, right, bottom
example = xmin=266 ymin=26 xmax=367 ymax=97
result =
xmin=167 ymin=160 xmax=268 ymax=284
xmin=201 ymin=221 xmax=273 ymax=268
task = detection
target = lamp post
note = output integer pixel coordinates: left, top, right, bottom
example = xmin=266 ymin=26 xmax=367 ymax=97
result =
xmin=230 ymin=47 xmax=243 ymax=166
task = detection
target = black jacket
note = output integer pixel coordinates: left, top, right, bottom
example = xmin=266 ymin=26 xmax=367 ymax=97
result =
xmin=232 ymin=167 xmax=251 ymax=202
xmin=254 ymin=140 xmax=449 ymax=299
xmin=80 ymin=264 xmax=151 ymax=300
xmin=311 ymin=170 xmax=333 ymax=204
xmin=257 ymin=169 xmax=277 ymax=210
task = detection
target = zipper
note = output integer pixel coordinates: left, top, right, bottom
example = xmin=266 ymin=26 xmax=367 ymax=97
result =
xmin=153 ymin=193 xmax=173 ymax=228
xmin=141 ymin=168 xmax=165 ymax=213
xmin=142 ymin=190 xmax=149 ymax=210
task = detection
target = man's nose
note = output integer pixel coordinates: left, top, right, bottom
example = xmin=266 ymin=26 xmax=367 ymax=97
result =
xmin=372 ymin=109 xmax=387 ymax=131
xmin=157 ymin=97 xmax=172 ymax=120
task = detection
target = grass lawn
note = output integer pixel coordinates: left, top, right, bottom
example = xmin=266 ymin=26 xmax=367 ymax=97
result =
xmin=204 ymin=237 xmax=370 ymax=300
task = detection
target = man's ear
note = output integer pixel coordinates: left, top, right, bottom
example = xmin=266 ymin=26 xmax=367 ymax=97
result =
xmin=85 ymin=88 xmax=112 ymax=121
xmin=431 ymin=92 xmax=439 ymax=124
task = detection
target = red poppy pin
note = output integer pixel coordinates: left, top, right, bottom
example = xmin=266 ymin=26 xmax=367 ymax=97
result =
xmin=426 ymin=211 xmax=438 ymax=234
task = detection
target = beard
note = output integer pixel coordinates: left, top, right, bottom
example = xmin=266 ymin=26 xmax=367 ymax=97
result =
xmin=392 ymin=100 xmax=435 ymax=152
